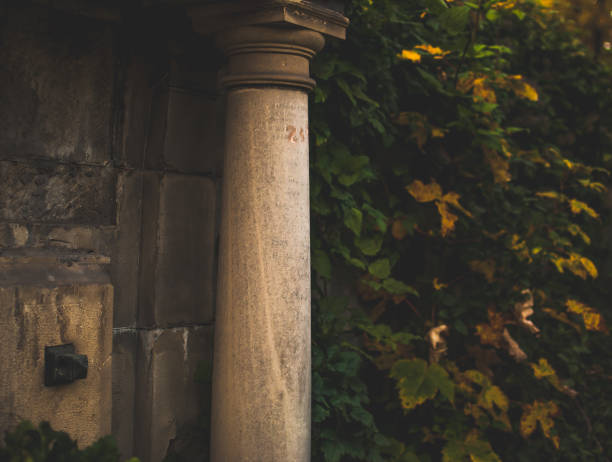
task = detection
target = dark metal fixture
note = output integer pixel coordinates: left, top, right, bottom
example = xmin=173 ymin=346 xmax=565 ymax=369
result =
xmin=44 ymin=343 xmax=88 ymax=387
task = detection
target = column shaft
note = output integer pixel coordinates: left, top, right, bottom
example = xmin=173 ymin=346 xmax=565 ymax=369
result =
xmin=211 ymin=26 xmax=323 ymax=461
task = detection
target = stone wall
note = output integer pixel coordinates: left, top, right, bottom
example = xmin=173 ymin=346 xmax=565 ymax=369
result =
xmin=0 ymin=4 xmax=222 ymax=461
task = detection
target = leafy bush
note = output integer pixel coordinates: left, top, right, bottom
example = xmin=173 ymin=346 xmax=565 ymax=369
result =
xmin=0 ymin=421 xmax=138 ymax=462
xmin=311 ymin=1 xmax=612 ymax=461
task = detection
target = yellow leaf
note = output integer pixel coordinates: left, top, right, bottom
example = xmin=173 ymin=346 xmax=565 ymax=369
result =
xmin=517 ymin=149 xmax=550 ymax=167
xmin=510 ymin=234 xmax=532 ymax=263
xmin=436 ymin=201 xmax=458 ymax=237
xmin=551 ymin=256 xmax=565 ymax=274
xmin=529 ymin=358 xmax=575 ymax=394
xmin=537 ymin=0 xmax=555 ymax=7
xmin=469 ymin=259 xmax=496 ymax=283
xmin=484 ymin=148 xmax=511 ymax=183
xmin=543 ymin=307 xmax=582 ymax=332
xmin=491 ymin=0 xmax=517 ymax=9
xmin=566 ymin=299 xmax=609 ymax=333
xmin=567 ymin=223 xmax=591 ymax=245
xmin=579 ymin=256 xmax=598 ymax=278
xmin=500 ymin=138 xmax=513 ymax=158
xmin=520 ymin=401 xmax=560 ymax=449
xmin=552 ymin=253 xmax=597 ymax=280
xmin=482 ymin=385 xmax=511 ymax=429
xmin=431 ymin=127 xmax=446 ymax=138
xmin=406 ymin=179 xmax=442 ymax=202
xmin=398 ymin=49 xmax=421 ymax=62
xmin=536 ymin=191 xmax=561 ymax=199
xmin=465 ymin=369 xmax=491 ymax=387
xmin=433 ymin=278 xmax=448 ymax=290
xmin=414 ymin=44 xmax=451 ymax=58
xmin=530 ymin=358 xmax=556 ymax=380
xmin=514 ymin=81 xmax=539 ymax=101
xmin=442 ymin=191 xmax=473 ymax=217
xmin=473 ymin=77 xmax=497 ymax=103
xmin=569 ymin=199 xmax=599 ymax=219
xmin=577 ymin=178 xmax=607 ymax=192
xmin=483 ymin=385 xmax=509 ymax=412
xmin=475 ymin=308 xmax=506 ymax=347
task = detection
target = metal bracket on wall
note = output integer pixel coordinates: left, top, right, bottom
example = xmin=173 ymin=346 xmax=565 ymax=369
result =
xmin=44 ymin=343 xmax=88 ymax=387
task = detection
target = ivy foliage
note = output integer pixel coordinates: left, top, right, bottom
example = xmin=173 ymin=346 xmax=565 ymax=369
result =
xmin=311 ymin=1 xmax=612 ymax=461
xmin=0 ymin=421 xmax=138 ymax=462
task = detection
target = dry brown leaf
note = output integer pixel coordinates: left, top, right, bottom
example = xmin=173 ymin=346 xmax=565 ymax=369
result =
xmin=427 ymin=324 xmax=449 ymax=363
xmin=514 ymin=289 xmax=540 ymax=335
xmin=502 ymin=328 xmax=527 ymax=362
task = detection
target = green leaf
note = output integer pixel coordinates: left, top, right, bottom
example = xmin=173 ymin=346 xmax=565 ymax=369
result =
xmin=344 ymin=207 xmax=363 ymax=236
xmin=313 ymin=249 xmax=332 ymax=279
xmin=428 ymin=363 xmax=455 ymax=404
xmin=363 ymin=204 xmax=388 ymax=233
xmin=336 ymin=78 xmax=357 ymax=106
xmin=355 ymin=234 xmax=384 ymax=256
xmin=390 ymin=359 xmax=455 ymax=410
xmin=382 ymin=278 xmax=419 ymax=296
xmin=369 ymin=258 xmax=391 ymax=279
xmin=400 ymin=452 xmax=421 ymax=462
xmin=390 ymin=359 xmax=432 ymax=409
xmin=442 ymin=439 xmax=467 ymax=462
xmin=438 ymin=6 xmax=470 ymax=35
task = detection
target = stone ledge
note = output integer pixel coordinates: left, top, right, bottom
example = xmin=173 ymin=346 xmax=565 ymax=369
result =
xmin=190 ymin=0 xmax=349 ymax=39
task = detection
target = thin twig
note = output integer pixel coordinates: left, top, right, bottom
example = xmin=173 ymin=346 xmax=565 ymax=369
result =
xmin=405 ymin=300 xmax=424 ymax=319
xmin=454 ymin=0 xmax=484 ymax=87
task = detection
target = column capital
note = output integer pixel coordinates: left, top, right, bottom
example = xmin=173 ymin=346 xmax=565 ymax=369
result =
xmin=216 ymin=25 xmax=325 ymax=91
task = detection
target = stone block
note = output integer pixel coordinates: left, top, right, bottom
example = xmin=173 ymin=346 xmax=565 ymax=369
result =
xmin=0 ymin=260 xmax=113 ymax=447
xmin=0 ymin=222 xmax=114 ymax=256
xmin=136 ymin=172 xmax=162 ymax=327
xmin=133 ymin=326 xmax=213 ymax=462
xmin=0 ymin=161 xmax=116 ymax=225
xmin=138 ymin=173 xmax=217 ymax=327
xmin=0 ymin=6 xmax=114 ymax=164
xmin=145 ymin=86 xmax=223 ymax=174
xmin=111 ymin=330 xmax=138 ymax=459
xmin=116 ymin=50 xmax=152 ymax=169
xmin=112 ymin=171 xmax=143 ymax=327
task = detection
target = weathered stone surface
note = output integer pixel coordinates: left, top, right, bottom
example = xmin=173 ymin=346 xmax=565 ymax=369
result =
xmin=0 ymin=161 xmax=116 ymax=225
xmin=133 ymin=326 xmax=213 ymax=462
xmin=145 ymin=86 xmax=223 ymax=174
xmin=0 ymin=279 xmax=113 ymax=447
xmin=211 ymin=87 xmax=312 ymax=461
xmin=0 ymin=253 xmax=111 ymax=287
xmin=112 ymin=171 xmax=143 ymax=327
xmin=136 ymin=171 xmax=162 ymax=327
xmin=111 ymin=330 xmax=137 ymax=459
xmin=116 ymin=50 xmax=152 ymax=169
xmin=138 ymin=173 xmax=217 ymax=327
xmin=0 ymin=223 xmax=114 ymax=256
xmin=0 ymin=6 xmax=114 ymax=164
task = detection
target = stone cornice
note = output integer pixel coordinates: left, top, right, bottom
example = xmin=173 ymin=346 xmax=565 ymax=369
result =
xmin=189 ymin=0 xmax=349 ymax=39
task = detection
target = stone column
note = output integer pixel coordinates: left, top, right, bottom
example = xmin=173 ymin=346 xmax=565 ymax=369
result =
xmin=210 ymin=26 xmax=324 ymax=462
